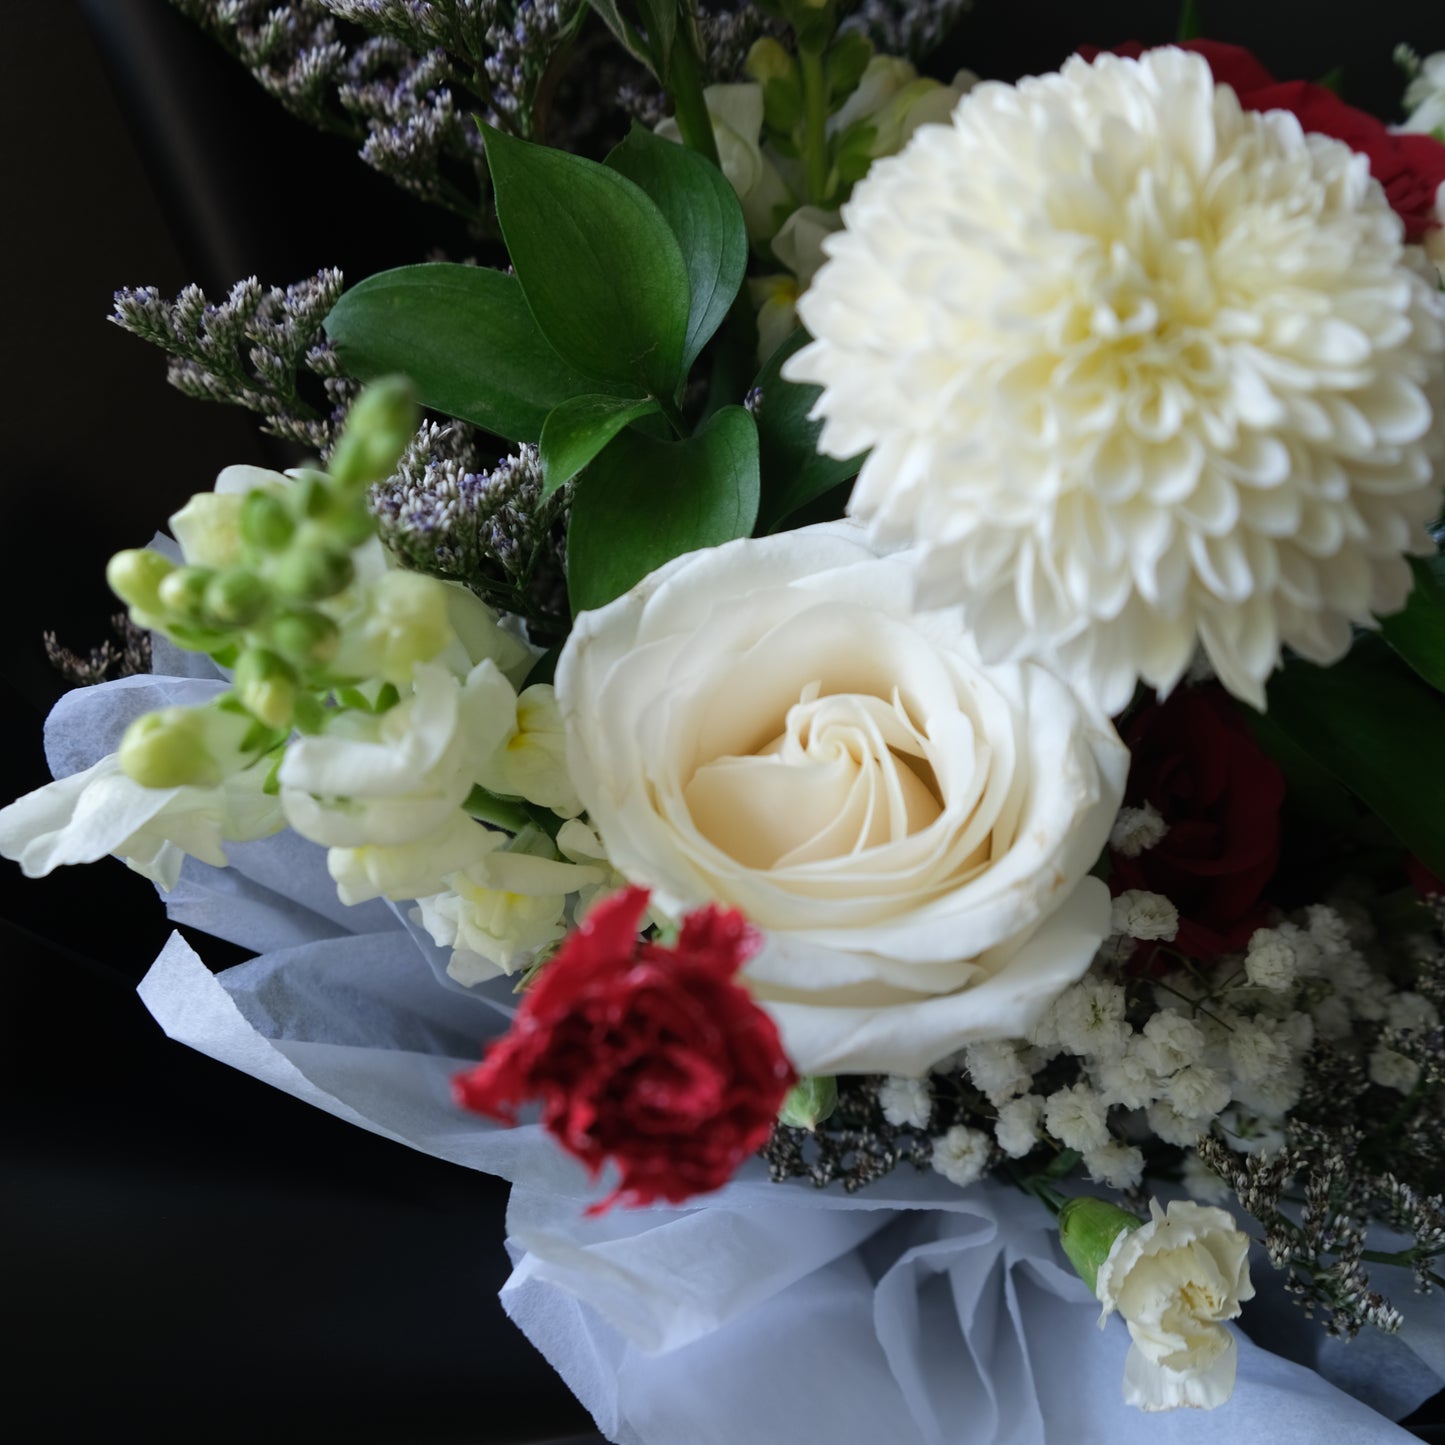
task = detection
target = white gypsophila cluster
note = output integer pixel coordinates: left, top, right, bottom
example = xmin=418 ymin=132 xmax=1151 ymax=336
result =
xmin=786 ymin=47 xmax=1445 ymax=713
xmin=879 ymin=1074 xmax=933 ymax=1129
xmin=930 ymin=1124 xmax=993 ymax=1187
xmin=1111 ymin=890 xmax=1180 ymax=943
xmin=1108 ymin=803 xmax=1169 ymax=859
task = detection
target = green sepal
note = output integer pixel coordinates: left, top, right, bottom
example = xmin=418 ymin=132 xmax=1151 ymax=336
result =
xmin=1058 ymin=1196 xmax=1142 ymax=1297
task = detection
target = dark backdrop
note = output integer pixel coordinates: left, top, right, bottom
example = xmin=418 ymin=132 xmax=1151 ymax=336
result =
xmin=2 ymin=1 xmax=1442 ymax=1440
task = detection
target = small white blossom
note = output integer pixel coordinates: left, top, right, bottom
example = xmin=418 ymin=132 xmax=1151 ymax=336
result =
xmin=1305 ymin=905 xmax=1352 ymax=961
xmin=1231 ymin=1068 xmax=1302 ymax=1120
xmin=1044 ymin=1082 xmax=1111 ymax=1153
xmin=1370 ymin=1046 xmax=1422 ymax=1094
xmin=1218 ymin=1107 xmax=1286 ymax=1156
xmin=1109 ymin=803 xmax=1169 ymax=859
xmin=931 ymin=1125 xmax=993 ymax=1187
xmin=1146 ymin=1099 xmax=1213 ymax=1148
xmin=1167 ymin=1065 xmax=1232 ymax=1121
xmin=1226 ymin=1020 xmax=1293 ymax=1092
xmin=1045 ymin=980 xmax=1130 ymax=1058
xmin=1386 ymin=992 xmax=1440 ymax=1035
xmin=994 ymin=1095 xmax=1044 ymax=1158
xmin=879 ymin=1075 xmax=933 ymax=1129
xmin=1112 ymin=890 xmax=1179 ymax=943
xmin=1092 ymin=1035 xmax=1162 ymax=1110
xmin=1244 ymin=929 xmax=1297 ymax=992
xmin=960 ymin=1039 xmax=1033 ymax=1101
xmin=1140 ymin=1011 xmax=1205 ymax=1074
xmin=1180 ymin=1153 xmax=1233 ymax=1205
xmin=1311 ymin=993 xmax=1355 ymax=1042
xmin=1084 ymin=1139 xmax=1145 ymax=1191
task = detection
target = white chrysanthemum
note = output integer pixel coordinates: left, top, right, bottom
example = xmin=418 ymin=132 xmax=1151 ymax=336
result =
xmin=787 ymin=47 xmax=1445 ymax=712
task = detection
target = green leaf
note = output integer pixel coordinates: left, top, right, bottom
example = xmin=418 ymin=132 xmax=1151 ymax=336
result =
xmin=567 ymin=405 xmax=760 ymax=613
xmin=636 ymin=0 xmax=677 ymax=78
xmin=752 ymin=329 xmax=865 ymax=531
xmin=482 ymin=125 xmax=692 ymax=400
xmin=324 ymin=264 xmax=606 ymax=444
xmin=605 ymin=124 xmax=748 ymax=373
xmin=539 ymin=393 xmax=661 ymax=497
xmin=583 ymin=0 xmax=655 ymax=71
xmin=1176 ymin=0 xmax=1201 ymax=42
xmin=1380 ymin=554 xmax=1445 ymax=694
xmin=1262 ymin=636 xmax=1445 ymax=874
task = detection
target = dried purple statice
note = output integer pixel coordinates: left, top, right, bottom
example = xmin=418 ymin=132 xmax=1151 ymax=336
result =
xmin=370 ymin=423 xmax=571 ymax=640
xmin=839 ymin=0 xmax=974 ymax=62
xmin=111 ymin=271 xmax=356 ymax=453
xmin=44 ymin=615 xmax=153 ymax=688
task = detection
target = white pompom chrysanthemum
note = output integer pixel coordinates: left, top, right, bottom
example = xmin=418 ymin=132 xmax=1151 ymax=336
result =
xmin=787 ymin=48 xmax=1445 ymax=711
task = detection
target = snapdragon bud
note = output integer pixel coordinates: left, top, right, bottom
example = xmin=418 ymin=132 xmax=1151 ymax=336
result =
xmin=241 ymin=489 xmax=296 ymax=552
xmin=778 ymin=1075 xmax=838 ymax=1130
xmin=204 ymin=568 xmax=271 ymax=627
xmin=107 ymin=548 xmax=175 ymax=616
xmin=268 ymin=607 xmax=340 ymax=668
xmin=270 ymin=540 xmax=355 ymax=602
xmin=157 ymin=565 xmax=219 ymax=625
xmin=1058 ymin=1196 xmax=1142 ymax=1296
xmin=118 ymin=706 xmax=228 ymax=789
xmin=233 ymin=647 xmax=299 ymax=729
xmin=328 ymin=376 xmax=418 ymax=489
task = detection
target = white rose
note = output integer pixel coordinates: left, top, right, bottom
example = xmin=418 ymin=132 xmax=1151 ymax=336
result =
xmin=1095 ymin=1199 xmax=1256 ymax=1411
xmin=556 ymin=524 xmax=1128 ymax=1076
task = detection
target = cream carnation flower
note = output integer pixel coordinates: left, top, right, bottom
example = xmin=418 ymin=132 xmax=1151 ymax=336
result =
xmin=787 ymin=47 xmax=1445 ymax=712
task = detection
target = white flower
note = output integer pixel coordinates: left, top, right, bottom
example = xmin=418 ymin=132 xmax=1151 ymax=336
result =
xmin=556 ymin=524 xmax=1128 ymax=1077
xmin=1386 ymin=991 xmax=1440 ymax=1034
xmin=1096 ymin=1199 xmax=1255 ymax=1411
xmin=168 ymin=464 xmax=289 ymax=569
xmin=786 ymin=48 xmax=1445 ymax=713
xmin=1111 ymin=890 xmax=1179 ymax=943
xmin=1311 ymin=993 xmax=1354 ymax=1041
xmin=1084 ymin=1140 xmax=1144 ymax=1191
xmin=994 ymin=1095 xmax=1043 ymax=1157
xmin=1401 ymin=51 xmax=1445 ymax=137
xmin=1244 ymin=928 xmax=1298 ymax=991
xmin=326 ymin=811 xmax=501 ymax=905
xmin=279 ymin=660 xmax=514 ymax=848
xmin=0 ymin=751 xmax=281 ymax=890
xmin=477 ymin=683 xmax=583 ymax=817
xmin=1305 ymin=904 xmax=1353 ymax=960
xmin=960 ymin=1039 xmax=1033 ymax=1102
xmin=1092 ymin=1036 xmax=1161 ymax=1110
xmin=1369 ymin=1045 xmax=1422 ymax=1093
xmin=1145 ymin=1099 xmax=1212 ymax=1148
xmin=1043 ymin=1082 xmax=1110 ymax=1152
xmin=1225 ymin=1019 xmax=1293 ymax=1091
xmin=930 ymin=1124 xmax=992 ymax=1187
xmin=1108 ymin=803 xmax=1168 ymax=858
xmin=878 ymin=1075 xmax=933 ymax=1129
xmin=1167 ymin=1064 xmax=1232 ymax=1120
xmin=1140 ymin=1010 xmax=1205 ymax=1074
xmin=1044 ymin=979 xmax=1129 ymax=1058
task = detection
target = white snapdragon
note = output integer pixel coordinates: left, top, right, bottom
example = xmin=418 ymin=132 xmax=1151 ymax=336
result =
xmin=476 ymin=682 xmax=583 ymax=817
xmin=930 ymin=1125 xmax=993 ymax=1188
xmin=1401 ymin=49 xmax=1445 ymax=136
xmin=1111 ymin=890 xmax=1179 ymax=943
xmin=994 ymin=1095 xmax=1043 ymax=1158
xmin=878 ymin=1075 xmax=933 ymax=1129
xmin=326 ymin=811 xmax=501 ymax=905
xmin=1107 ymin=804 xmax=1168 ymax=859
xmin=1044 ymin=1082 xmax=1111 ymax=1153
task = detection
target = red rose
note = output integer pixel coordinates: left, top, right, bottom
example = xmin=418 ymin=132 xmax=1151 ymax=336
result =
xmin=1082 ymin=40 xmax=1445 ymax=241
xmin=1111 ymin=686 xmax=1285 ymax=959
xmin=454 ymin=887 xmax=796 ymax=1212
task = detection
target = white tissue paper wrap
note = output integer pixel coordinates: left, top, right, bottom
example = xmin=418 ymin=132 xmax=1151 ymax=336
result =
xmin=41 ymin=662 xmax=1445 ymax=1444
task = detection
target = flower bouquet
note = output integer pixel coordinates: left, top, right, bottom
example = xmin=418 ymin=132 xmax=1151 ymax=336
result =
xmin=7 ymin=0 xmax=1445 ymax=1438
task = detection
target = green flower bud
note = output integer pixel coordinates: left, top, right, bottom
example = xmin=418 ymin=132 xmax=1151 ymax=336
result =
xmin=157 ymin=565 xmax=219 ymax=625
xmin=106 ymin=548 xmax=176 ymax=615
xmin=328 ymin=376 xmax=419 ymax=488
xmin=118 ymin=707 xmax=225 ymax=789
xmin=778 ymin=1075 xmax=838 ymax=1131
xmin=267 ymin=607 xmax=340 ymax=667
xmin=746 ymin=36 xmax=794 ymax=84
xmin=1059 ymin=1196 xmax=1142 ymax=1297
xmin=240 ymin=490 xmax=296 ymax=553
xmin=233 ymin=647 xmax=299 ymax=730
xmin=270 ymin=541 xmax=355 ymax=602
xmin=204 ymin=568 xmax=271 ymax=627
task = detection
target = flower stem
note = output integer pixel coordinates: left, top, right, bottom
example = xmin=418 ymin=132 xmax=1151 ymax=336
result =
xmin=798 ymin=45 xmax=829 ymax=204
xmin=666 ymin=26 xmax=720 ymax=169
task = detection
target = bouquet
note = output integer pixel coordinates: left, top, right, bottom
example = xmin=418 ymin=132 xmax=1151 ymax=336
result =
xmin=7 ymin=0 xmax=1445 ymax=1437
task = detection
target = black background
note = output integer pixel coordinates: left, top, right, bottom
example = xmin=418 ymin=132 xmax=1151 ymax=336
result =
xmin=3 ymin=1 xmax=1443 ymax=1440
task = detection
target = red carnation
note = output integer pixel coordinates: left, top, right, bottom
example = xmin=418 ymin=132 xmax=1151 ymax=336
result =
xmin=1111 ymin=686 xmax=1285 ymax=960
xmin=454 ymin=887 xmax=796 ymax=1213
xmin=1082 ymin=39 xmax=1445 ymax=241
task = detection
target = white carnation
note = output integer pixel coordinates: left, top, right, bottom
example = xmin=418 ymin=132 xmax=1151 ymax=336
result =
xmin=879 ymin=1075 xmax=933 ymax=1129
xmin=931 ymin=1124 xmax=993 ymax=1187
xmin=1111 ymin=890 xmax=1179 ymax=943
xmin=1044 ymin=1082 xmax=1111 ymax=1152
xmin=1108 ymin=803 xmax=1169 ymax=858
xmin=994 ymin=1095 xmax=1044 ymax=1157
xmin=787 ymin=48 xmax=1445 ymax=713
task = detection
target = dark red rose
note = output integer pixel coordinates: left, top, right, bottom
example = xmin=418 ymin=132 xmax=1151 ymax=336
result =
xmin=454 ymin=887 xmax=796 ymax=1213
xmin=1111 ymin=686 xmax=1285 ymax=959
xmin=1407 ymin=854 xmax=1444 ymax=899
xmin=1081 ymin=40 xmax=1445 ymax=241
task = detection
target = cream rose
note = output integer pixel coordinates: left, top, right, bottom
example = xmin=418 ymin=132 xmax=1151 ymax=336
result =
xmin=556 ymin=524 xmax=1127 ymax=1076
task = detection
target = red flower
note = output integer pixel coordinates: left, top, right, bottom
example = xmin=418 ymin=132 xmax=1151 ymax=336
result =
xmin=454 ymin=887 xmax=796 ymax=1213
xmin=1111 ymin=686 xmax=1285 ymax=960
xmin=1081 ymin=40 xmax=1445 ymax=241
